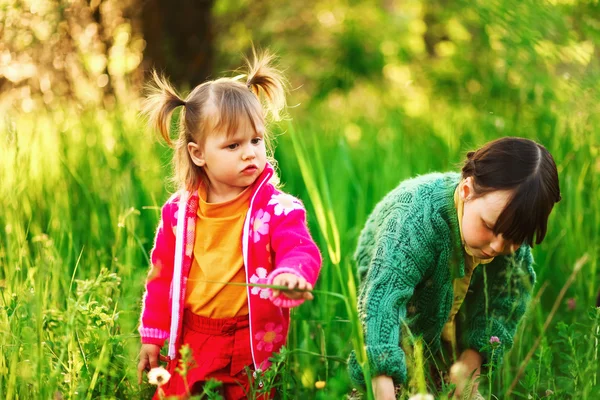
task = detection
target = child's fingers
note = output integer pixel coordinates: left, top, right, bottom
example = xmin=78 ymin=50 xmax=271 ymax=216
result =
xmin=296 ymin=278 xmax=307 ymax=291
xmin=149 ymin=352 xmax=159 ymax=369
xmin=137 ymin=358 xmax=148 ymax=384
xmin=286 ymin=276 xmax=298 ymax=290
xmin=159 ymin=354 xmax=169 ymax=363
xmin=302 ymin=281 xmax=314 ymax=300
xmin=271 ymin=274 xmax=314 ymax=300
xmin=303 ymin=291 xmax=314 ymax=300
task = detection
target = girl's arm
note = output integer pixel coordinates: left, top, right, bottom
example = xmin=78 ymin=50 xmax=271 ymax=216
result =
xmin=266 ymin=197 xmax=322 ymax=308
xmin=349 ymin=210 xmax=435 ymax=387
xmin=463 ymin=246 xmax=535 ymax=368
xmin=139 ymin=199 xmax=178 ymax=346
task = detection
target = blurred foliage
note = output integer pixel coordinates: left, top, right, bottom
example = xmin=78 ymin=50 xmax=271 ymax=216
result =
xmin=3 ymin=0 xmax=600 ymax=122
xmin=0 ymin=0 xmax=144 ymax=111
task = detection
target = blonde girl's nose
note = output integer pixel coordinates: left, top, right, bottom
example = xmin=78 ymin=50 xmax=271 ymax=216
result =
xmin=242 ymin=145 xmax=256 ymax=160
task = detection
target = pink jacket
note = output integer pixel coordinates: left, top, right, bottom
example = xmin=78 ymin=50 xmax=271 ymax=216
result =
xmin=139 ymin=163 xmax=322 ymax=371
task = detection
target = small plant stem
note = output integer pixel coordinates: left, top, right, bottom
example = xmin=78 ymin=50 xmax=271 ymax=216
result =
xmin=506 ymin=254 xmax=588 ymax=397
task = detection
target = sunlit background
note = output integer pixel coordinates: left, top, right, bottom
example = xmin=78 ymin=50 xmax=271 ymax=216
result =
xmin=1 ymin=0 xmax=599 ymax=399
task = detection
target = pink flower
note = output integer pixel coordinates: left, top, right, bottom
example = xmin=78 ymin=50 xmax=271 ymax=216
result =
xmin=251 ymin=209 xmax=270 ymax=243
xmin=567 ymin=297 xmax=576 ymax=311
xmin=489 ymin=336 xmax=501 ymax=347
xmin=250 ymin=267 xmax=271 ymax=299
xmin=255 ymin=322 xmax=283 ymax=352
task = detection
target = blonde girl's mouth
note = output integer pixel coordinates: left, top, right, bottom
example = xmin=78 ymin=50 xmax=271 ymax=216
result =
xmin=241 ymin=164 xmax=258 ymax=175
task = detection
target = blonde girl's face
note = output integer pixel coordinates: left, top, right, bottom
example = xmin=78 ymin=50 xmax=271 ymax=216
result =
xmin=459 ymin=177 xmax=521 ymax=259
xmin=188 ymin=115 xmax=267 ymax=201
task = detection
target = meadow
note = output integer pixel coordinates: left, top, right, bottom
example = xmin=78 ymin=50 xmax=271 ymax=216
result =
xmin=1 ymin=86 xmax=599 ymax=399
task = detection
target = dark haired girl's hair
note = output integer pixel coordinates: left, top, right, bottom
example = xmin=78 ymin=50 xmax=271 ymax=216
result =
xmin=462 ymin=137 xmax=561 ymax=246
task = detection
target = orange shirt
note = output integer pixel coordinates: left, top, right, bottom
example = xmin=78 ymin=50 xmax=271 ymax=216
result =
xmin=184 ymin=185 xmax=252 ymax=318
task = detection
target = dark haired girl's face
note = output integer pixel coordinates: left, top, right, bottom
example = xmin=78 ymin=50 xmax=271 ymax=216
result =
xmin=459 ymin=177 xmax=521 ymax=259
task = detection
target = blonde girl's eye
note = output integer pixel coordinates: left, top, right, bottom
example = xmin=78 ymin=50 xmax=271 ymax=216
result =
xmin=227 ymin=143 xmax=239 ymax=150
xmin=251 ymin=137 xmax=262 ymax=145
xmin=482 ymin=218 xmax=493 ymax=230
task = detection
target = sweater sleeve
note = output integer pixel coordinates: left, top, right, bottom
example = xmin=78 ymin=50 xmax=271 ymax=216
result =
xmin=139 ymin=200 xmax=177 ymax=346
xmin=267 ymin=199 xmax=322 ymax=308
xmin=463 ymin=246 xmax=535 ymax=367
xmin=350 ymin=209 xmax=435 ymax=386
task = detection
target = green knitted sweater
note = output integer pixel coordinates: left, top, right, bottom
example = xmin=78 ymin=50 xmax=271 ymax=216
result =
xmin=348 ymin=172 xmax=535 ymax=386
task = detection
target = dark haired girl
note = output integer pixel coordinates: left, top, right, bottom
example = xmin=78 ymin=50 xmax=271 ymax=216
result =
xmin=348 ymin=137 xmax=561 ymax=399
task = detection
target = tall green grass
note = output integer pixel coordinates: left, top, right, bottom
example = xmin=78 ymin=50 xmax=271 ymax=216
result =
xmin=1 ymin=99 xmax=599 ymax=399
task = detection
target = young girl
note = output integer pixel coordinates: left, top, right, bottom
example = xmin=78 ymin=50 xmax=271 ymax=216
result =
xmin=137 ymin=52 xmax=322 ymax=399
xmin=348 ymin=137 xmax=561 ymax=399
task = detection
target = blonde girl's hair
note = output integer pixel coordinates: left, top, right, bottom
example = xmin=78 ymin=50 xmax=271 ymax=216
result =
xmin=141 ymin=49 xmax=287 ymax=191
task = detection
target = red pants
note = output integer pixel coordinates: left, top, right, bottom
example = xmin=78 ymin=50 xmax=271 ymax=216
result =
xmin=154 ymin=311 xmax=272 ymax=400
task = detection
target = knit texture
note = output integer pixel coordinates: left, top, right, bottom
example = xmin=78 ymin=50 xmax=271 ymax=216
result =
xmin=348 ymin=172 xmax=536 ymax=386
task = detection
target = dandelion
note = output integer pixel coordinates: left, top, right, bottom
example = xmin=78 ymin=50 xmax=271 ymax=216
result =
xmin=408 ymin=394 xmax=434 ymax=400
xmin=147 ymin=366 xmax=171 ymax=386
xmin=315 ymin=380 xmax=326 ymax=389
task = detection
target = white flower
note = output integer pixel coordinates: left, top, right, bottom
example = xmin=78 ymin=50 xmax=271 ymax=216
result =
xmin=268 ymin=193 xmax=303 ymax=216
xmin=408 ymin=394 xmax=434 ymax=400
xmin=250 ymin=267 xmax=270 ymax=299
xmin=147 ymin=366 xmax=171 ymax=386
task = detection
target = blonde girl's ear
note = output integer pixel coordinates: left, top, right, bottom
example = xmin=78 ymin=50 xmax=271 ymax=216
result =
xmin=460 ymin=177 xmax=474 ymax=201
xmin=187 ymin=141 xmax=206 ymax=167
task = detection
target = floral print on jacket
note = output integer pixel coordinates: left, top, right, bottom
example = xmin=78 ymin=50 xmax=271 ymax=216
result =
xmin=139 ymin=163 xmax=322 ymax=371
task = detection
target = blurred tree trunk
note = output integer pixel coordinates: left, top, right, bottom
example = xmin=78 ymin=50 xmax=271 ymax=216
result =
xmin=141 ymin=0 xmax=215 ymax=87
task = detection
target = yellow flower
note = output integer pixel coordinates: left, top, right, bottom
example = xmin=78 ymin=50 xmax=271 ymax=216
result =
xmin=147 ymin=366 xmax=171 ymax=386
xmin=315 ymin=380 xmax=326 ymax=389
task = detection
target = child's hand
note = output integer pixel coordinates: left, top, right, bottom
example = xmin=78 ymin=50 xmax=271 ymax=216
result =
xmin=371 ymin=375 xmax=396 ymax=400
xmin=449 ymin=349 xmax=482 ymax=399
xmin=138 ymin=343 xmax=168 ymax=384
xmin=271 ymin=273 xmax=314 ymax=300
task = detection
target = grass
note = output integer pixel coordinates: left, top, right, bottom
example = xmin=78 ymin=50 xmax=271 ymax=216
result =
xmin=1 ymin=96 xmax=599 ymax=399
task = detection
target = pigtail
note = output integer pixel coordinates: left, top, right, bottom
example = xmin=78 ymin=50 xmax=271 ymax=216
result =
xmin=245 ymin=49 xmax=287 ymax=121
xmin=462 ymin=150 xmax=477 ymax=178
xmin=141 ymin=70 xmax=186 ymax=146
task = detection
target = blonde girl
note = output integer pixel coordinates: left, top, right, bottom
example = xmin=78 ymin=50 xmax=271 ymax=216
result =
xmin=137 ymin=51 xmax=322 ymax=399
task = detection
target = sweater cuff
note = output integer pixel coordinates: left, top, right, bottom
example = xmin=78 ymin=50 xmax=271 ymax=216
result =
xmin=139 ymin=326 xmax=169 ymax=347
xmin=367 ymin=344 xmax=407 ymax=384
xmin=349 ymin=344 xmax=407 ymax=387
xmin=266 ymin=267 xmax=308 ymax=308
xmin=141 ymin=336 xmax=166 ymax=347
xmin=348 ymin=350 xmax=367 ymax=387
